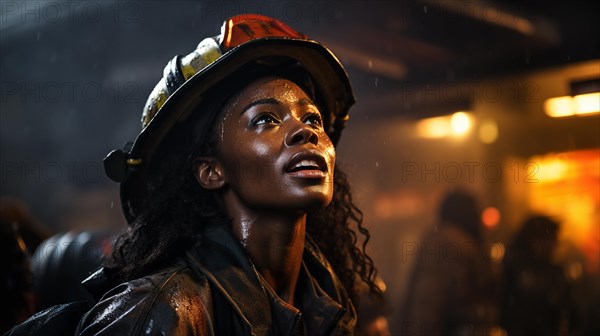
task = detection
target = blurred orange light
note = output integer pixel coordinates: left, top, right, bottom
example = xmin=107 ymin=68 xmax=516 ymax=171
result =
xmin=526 ymin=150 xmax=600 ymax=272
xmin=573 ymin=92 xmax=600 ymax=115
xmin=544 ymin=96 xmax=574 ymax=117
xmin=482 ymin=206 xmax=501 ymax=228
xmin=479 ymin=119 xmax=498 ymax=144
xmin=450 ymin=112 xmax=472 ymax=136
xmin=489 ymin=243 xmax=506 ymax=262
xmin=416 ymin=112 xmax=473 ymax=138
xmin=544 ymin=92 xmax=600 ymax=118
xmin=416 ymin=116 xmax=451 ymax=138
xmin=533 ymin=155 xmax=569 ymax=182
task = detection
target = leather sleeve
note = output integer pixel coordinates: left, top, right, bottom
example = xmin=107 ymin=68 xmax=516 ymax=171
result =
xmin=75 ymin=266 xmax=215 ymax=336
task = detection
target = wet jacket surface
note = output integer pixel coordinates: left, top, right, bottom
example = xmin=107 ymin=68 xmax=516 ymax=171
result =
xmin=75 ymin=224 xmax=356 ymax=335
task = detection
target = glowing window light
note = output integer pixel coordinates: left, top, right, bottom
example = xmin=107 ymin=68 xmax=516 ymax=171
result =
xmin=533 ymin=156 xmax=570 ymax=182
xmin=416 ymin=116 xmax=451 ymax=138
xmin=544 ymin=96 xmax=573 ymax=117
xmin=544 ymin=93 xmax=600 ymax=118
xmin=525 ymin=150 xmax=600 ymax=273
xmin=417 ymin=112 xmax=474 ymax=139
xmin=573 ymin=92 xmax=600 ymax=115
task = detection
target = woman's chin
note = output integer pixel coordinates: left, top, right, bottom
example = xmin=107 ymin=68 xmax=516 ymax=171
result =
xmin=288 ymin=193 xmax=334 ymax=212
xmin=250 ymin=193 xmax=332 ymax=213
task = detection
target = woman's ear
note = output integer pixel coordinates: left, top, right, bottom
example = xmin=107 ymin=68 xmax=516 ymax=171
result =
xmin=194 ymin=158 xmax=226 ymax=190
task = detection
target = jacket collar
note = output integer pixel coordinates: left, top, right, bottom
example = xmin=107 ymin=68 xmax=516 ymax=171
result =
xmin=185 ymin=223 xmax=355 ymax=335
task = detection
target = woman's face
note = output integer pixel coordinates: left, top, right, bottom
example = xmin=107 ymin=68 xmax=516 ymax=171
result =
xmin=213 ymin=76 xmax=336 ymax=211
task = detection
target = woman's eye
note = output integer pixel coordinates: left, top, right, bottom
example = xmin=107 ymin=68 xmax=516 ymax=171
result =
xmin=252 ymin=113 xmax=279 ymax=126
xmin=304 ymin=113 xmax=323 ymax=127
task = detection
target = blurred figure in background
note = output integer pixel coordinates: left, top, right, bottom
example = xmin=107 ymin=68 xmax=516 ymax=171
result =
xmin=0 ymin=218 xmax=34 ymax=334
xmin=397 ymin=189 xmax=499 ymax=336
xmin=0 ymin=197 xmax=51 ymax=254
xmin=0 ymin=198 xmax=46 ymax=333
xmin=356 ymin=276 xmax=392 ymax=336
xmin=501 ymin=215 xmax=577 ymax=336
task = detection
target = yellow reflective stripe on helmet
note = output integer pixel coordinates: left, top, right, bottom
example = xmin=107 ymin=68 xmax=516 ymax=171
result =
xmin=141 ymin=79 xmax=169 ymax=128
xmin=143 ymin=38 xmax=223 ymax=128
xmin=180 ymin=38 xmax=222 ymax=80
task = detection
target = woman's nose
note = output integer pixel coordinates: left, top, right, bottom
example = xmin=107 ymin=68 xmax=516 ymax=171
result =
xmin=285 ymin=121 xmax=319 ymax=147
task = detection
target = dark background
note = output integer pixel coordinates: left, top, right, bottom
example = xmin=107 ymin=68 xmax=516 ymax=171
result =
xmin=2 ymin=1 xmax=599 ymax=334
xmin=1 ymin=1 xmax=598 ymax=227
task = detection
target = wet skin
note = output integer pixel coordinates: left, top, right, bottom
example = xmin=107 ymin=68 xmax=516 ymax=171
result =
xmin=194 ymin=77 xmax=336 ymax=305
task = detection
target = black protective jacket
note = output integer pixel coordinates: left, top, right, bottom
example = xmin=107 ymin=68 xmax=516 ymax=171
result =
xmin=75 ymin=224 xmax=356 ymax=335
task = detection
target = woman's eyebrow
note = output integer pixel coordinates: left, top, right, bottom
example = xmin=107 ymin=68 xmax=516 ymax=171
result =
xmin=240 ymin=97 xmax=317 ymax=115
xmin=298 ymin=98 xmax=317 ymax=107
xmin=241 ymin=98 xmax=280 ymax=114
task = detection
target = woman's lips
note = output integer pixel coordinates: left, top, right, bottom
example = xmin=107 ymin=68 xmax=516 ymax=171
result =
xmin=288 ymin=159 xmax=323 ymax=171
xmin=287 ymin=169 xmax=327 ymax=178
xmin=284 ymin=152 xmax=329 ymax=179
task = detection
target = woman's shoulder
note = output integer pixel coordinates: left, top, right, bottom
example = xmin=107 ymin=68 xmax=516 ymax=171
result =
xmin=76 ymin=258 xmax=214 ymax=336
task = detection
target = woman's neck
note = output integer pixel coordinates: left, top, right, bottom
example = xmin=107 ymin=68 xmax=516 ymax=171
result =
xmin=229 ymin=207 xmax=306 ymax=306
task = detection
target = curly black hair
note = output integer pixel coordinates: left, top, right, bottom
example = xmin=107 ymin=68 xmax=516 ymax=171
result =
xmin=105 ymin=72 xmax=381 ymax=304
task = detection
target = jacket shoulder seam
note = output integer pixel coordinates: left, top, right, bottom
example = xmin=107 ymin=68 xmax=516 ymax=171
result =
xmin=132 ymin=265 xmax=190 ymax=335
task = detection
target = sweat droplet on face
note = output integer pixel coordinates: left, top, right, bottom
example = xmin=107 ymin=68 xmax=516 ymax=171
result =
xmin=275 ymin=82 xmax=299 ymax=105
xmin=219 ymin=109 xmax=234 ymax=144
